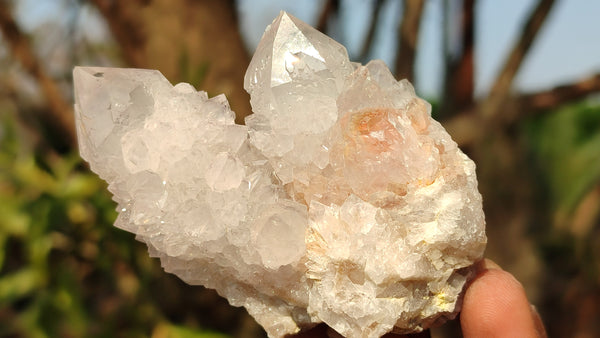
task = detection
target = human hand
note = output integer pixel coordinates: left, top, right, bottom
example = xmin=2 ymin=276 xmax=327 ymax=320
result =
xmin=290 ymin=259 xmax=546 ymax=338
xmin=460 ymin=258 xmax=547 ymax=338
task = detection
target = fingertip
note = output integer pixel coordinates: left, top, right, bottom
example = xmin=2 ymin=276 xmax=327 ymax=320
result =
xmin=461 ymin=267 xmax=539 ymax=338
xmin=472 ymin=258 xmax=502 ymax=275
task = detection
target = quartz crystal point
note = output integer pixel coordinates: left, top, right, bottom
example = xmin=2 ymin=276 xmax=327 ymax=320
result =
xmin=74 ymin=11 xmax=486 ymax=338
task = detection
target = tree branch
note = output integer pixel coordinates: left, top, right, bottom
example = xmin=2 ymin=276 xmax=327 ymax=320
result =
xmin=479 ymin=0 xmax=556 ymax=119
xmin=446 ymin=73 xmax=600 ymax=147
xmin=517 ymin=73 xmax=600 ymax=113
xmin=440 ymin=0 xmax=475 ymax=118
xmin=316 ymin=0 xmax=339 ymax=33
xmin=395 ymin=0 xmax=425 ymax=82
xmin=0 ymin=1 xmax=76 ymax=150
xmin=359 ymin=0 xmax=385 ymax=63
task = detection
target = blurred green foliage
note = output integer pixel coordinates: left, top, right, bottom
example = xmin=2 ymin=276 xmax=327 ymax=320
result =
xmin=0 ymin=109 xmax=235 ymax=337
xmin=526 ymin=100 xmax=600 ymax=221
xmin=525 ymin=100 xmax=600 ymax=283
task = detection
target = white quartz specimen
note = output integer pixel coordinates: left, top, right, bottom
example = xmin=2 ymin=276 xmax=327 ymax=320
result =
xmin=74 ymin=11 xmax=486 ymax=338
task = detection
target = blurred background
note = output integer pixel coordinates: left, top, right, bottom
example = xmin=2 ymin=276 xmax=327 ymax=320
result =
xmin=1 ymin=0 xmax=599 ymax=337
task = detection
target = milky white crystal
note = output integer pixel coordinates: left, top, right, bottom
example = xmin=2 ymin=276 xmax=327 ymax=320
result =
xmin=74 ymin=11 xmax=486 ymax=338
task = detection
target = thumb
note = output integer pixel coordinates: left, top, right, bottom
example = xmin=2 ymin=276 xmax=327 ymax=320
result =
xmin=460 ymin=259 xmax=546 ymax=338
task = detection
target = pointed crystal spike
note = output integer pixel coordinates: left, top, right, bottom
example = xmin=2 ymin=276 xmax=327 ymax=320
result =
xmin=244 ymin=11 xmax=353 ymax=98
xmin=73 ymin=67 xmax=169 ymax=161
xmin=243 ymin=12 xmax=355 ymax=177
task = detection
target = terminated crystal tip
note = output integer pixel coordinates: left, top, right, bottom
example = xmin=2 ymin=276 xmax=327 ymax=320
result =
xmin=74 ymin=11 xmax=486 ymax=338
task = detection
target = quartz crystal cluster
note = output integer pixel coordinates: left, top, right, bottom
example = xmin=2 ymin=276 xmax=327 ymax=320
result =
xmin=74 ymin=12 xmax=486 ymax=338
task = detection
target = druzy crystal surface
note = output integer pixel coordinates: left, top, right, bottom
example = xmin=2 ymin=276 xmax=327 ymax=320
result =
xmin=74 ymin=12 xmax=486 ymax=338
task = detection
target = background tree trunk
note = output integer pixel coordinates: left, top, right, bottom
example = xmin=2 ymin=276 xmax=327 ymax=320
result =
xmin=479 ymin=0 xmax=556 ymax=120
xmin=0 ymin=1 xmax=76 ymax=151
xmin=395 ymin=0 xmax=425 ymax=83
xmin=440 ymin=0 xmax=475 ymax=119
xmin=92 ymin=0 xmax=252 ymax=123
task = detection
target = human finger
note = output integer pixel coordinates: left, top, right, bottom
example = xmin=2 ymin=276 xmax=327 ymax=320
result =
xmin=460 ymin=259 xmax=546 ymax=338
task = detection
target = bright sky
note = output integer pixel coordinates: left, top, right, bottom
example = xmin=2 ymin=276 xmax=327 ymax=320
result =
xmin=237 ymin=0 xmax=600 ymax=98
xmin=15 ymin=0 xmax=600 ymax=99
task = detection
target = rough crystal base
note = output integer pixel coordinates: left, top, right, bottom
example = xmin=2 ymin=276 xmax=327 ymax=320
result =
xmin=73 ymin=11 xmax=486 ymax=338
